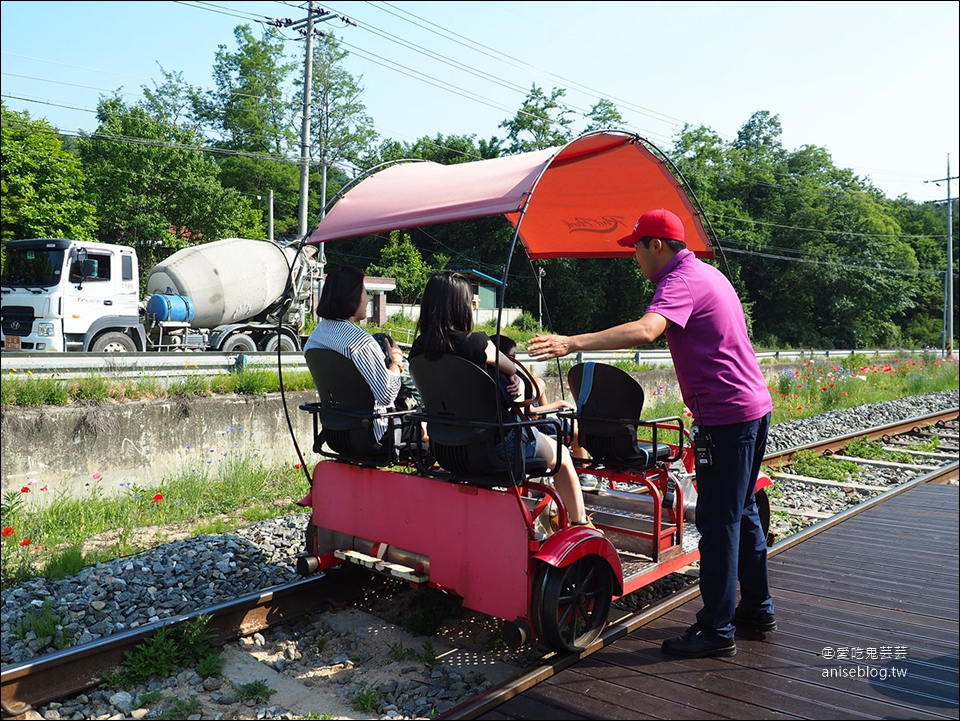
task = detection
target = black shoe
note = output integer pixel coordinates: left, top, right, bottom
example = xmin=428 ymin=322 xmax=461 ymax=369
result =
xmin=734 ymin=604 xmax=778 ymax=633
xmin=661 ymin=624 xmax=736 ymax=658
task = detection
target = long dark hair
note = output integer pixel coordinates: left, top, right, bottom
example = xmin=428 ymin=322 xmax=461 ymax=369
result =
xmin=416 ymin=271 xmax=474 ymax=360
xmin=316 ymin=265 xmax=364 ymax=320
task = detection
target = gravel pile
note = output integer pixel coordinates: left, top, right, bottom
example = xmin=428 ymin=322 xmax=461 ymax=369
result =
xmin=2 ymin=390 xmax=956 ymax=720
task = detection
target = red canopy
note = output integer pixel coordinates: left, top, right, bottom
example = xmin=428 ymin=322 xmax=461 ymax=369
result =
xmin=309 ymin=131 xmax=714 ymax=259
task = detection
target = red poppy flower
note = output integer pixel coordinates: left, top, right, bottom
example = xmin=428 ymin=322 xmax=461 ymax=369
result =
xmin=19 ymin=538 xmax=31 ymax=547
xmin=20 ymin=487 xmax=30 ymax=493
xmin=152 ymin=494 xmax=164 ymax=502
xmin=1 ymin=527 xmax=13 ymax=538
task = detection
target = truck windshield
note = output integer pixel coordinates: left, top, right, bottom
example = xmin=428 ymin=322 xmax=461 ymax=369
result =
xmin=1 ymin=248 xmax=67 ymax=288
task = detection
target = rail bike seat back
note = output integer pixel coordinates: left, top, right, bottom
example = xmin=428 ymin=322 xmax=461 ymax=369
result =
xmin=409 ymin=354 xmax=552 ymax=487
xmin=301 ymin=348 xmax=411 ymax=467
xmin=567 ymin=362 xmax=672 ymax=470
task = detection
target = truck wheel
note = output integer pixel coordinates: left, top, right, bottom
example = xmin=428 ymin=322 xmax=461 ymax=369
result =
xmin=91 ymin=332 xmax=137 ymax=353
xmin=261 ymin=334 xmax=299 ymax=352
xmin=221 ymin=334 xmax=257 ymax=352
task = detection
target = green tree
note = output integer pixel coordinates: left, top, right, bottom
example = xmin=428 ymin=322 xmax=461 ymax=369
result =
xmin=198 ymin=25 xmax=297 ymax=154
xmin=0 ymin=102 xmax=97 ymax=242
xmin=77 ymin=95 xmax=261 ymax=280
xmin=672 ymin=112 xmax=925 ymax=349
xmin=499 ymin=85 xmax=574 ymax=154
xmin=583 ymin=98 xmax=625 ymax=132
xmin=366 ymin=132 xmax=494 ymax=168
xmin=308 ymin=34 xmax=379 ymax=213
xmin=193 ymin=24 xmax=301 ymax=239
xmin=366 ymin=231 xmax=431 ymax=308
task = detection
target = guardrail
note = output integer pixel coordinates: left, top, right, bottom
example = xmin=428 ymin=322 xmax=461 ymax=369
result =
xmin=0 ymin=348 xmax=928 ymax=382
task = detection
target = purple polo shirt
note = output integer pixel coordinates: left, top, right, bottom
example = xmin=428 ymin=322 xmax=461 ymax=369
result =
xmin=646 ymin=250 xmax=772 ymax=426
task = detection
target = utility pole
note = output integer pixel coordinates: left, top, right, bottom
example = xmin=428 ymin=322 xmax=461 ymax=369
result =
xmin=281 ymin=3 xmax=341 ymax=319
xmin=287 ymin=2 xmax=336 ymax=241
xmin=926 ymin=156 xmax=957 ymax=359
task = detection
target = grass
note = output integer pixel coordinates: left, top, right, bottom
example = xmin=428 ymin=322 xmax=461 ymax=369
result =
xmin=1 ymin=352 xmax=956 ymax=591
xmin=101 ymin=616 xmax=220 ymax=688
xmin=1 ymin=447 xmax=310 ymax=589
xmin=233 ymin=679 xmax=275 ymax=705
xmin=350 ymin=683 xmax=384 ymax=713
xmin=1 ymin=366 xmax=317 ymax=407
xmin=637 ymin=352 xmax=958 ymax=438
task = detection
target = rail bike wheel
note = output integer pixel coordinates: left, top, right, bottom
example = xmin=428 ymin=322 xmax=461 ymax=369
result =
xmin=531 ymin=555 xmax=613 ymax=653
xmin=756 ymin=487 xmax=774 ymax=546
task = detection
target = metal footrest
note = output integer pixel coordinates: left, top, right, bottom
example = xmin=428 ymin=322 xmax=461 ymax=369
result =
xmin=334 ymin=549 xmax=429 ymax=584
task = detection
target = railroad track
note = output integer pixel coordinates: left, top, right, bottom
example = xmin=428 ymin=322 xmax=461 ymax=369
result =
xmin=2 ymin=409 xmax=957 ymax=720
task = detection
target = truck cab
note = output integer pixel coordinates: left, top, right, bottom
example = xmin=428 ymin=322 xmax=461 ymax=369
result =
xmin=1 ymin=239 xmax=142 ymax=352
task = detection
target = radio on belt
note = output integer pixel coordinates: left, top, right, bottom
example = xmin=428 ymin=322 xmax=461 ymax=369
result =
xmin=692 ymin=425 xmax=713 ymax=468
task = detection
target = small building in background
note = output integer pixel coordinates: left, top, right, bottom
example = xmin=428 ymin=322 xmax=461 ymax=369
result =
xmin=364 ymin=276 xmax=396 ymax=325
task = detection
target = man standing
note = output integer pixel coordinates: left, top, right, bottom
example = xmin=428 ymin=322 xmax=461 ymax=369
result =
xmin=527 ymin=208 xmax=775 ymax=658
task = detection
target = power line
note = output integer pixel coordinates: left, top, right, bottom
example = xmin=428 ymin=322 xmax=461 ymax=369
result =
xmin=720 ymin=245 xmax=952 ymax=278
xmin=2 ymin=5 xmax=951 ymax=209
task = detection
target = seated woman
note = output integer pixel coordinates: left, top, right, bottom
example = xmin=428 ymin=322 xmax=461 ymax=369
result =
xmin=304 ymin=264 xmax=406 ymax=443
xmin=410 ymin=271 xmax=593 ymax=528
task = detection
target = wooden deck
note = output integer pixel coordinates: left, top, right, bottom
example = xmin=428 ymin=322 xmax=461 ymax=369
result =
xmin=478 ymin=482 xmax=959 ymax=720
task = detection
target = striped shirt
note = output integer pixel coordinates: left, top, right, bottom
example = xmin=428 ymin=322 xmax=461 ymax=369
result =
xmin=304 ymin=319 xmax=402 ymax=441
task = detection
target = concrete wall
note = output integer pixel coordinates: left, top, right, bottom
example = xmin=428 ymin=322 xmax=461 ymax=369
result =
xmin=1 ymin=391 xmax=319 ymax=503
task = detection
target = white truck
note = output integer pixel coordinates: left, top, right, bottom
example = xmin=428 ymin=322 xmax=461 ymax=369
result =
xmin=1 ymin=237 xmax=319 ymax=353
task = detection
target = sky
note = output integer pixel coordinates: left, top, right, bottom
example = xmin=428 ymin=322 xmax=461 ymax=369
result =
xmin=1 ymin=1 xmax=958 ymax=205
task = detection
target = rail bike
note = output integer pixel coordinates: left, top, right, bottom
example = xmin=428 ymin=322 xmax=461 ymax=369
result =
xmin=292 ymin=130 xmax=773 ymax=653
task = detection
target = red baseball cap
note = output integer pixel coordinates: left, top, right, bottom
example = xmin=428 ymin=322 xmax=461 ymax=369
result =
xmin=616 ymin=208 xmax=686 ymax=247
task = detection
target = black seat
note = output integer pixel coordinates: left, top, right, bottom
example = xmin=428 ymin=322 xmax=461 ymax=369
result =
xmin=300 ymin=348 xmax=411 ymax=467
xmin=567 ymin=362 xmax=674 ymax=469
xmin=409 ymin=354 xmax=554 ymax=487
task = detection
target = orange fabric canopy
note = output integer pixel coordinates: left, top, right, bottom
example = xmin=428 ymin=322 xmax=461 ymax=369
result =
xmin=309 ymin=131 xmax=714 ymax=260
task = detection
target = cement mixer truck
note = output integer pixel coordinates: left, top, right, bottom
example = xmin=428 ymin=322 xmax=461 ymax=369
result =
xmin=1 ymin=237 xmax=320 ymax=353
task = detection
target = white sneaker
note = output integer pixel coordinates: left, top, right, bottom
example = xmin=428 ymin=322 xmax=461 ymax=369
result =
xmin=579 ymin=474 xmax=602 ymax=492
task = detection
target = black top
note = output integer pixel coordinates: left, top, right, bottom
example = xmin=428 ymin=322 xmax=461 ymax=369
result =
xmin=410 ymin=331 xmax=517 ymax=418
xmin=409 ymin=330 xmax=489 ymax=365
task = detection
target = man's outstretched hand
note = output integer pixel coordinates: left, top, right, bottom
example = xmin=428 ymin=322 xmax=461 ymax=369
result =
xmin=527 ymin=333 xmax=571 ymax=361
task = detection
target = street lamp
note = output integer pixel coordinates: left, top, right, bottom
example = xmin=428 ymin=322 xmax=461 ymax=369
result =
xmin=537 ymin=266 xmax=546 ymax=329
